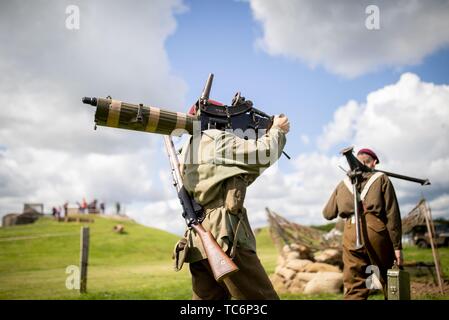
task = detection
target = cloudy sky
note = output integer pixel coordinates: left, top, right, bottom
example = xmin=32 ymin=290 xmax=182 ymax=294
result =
xmin=1 ymin=0 xmax=448 ymax=235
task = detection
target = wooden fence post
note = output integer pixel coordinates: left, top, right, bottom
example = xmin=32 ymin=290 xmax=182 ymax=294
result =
xmin=79 ymin=226 xmax=90 ymax=294
xmin=424 ymin=203 xmax=444 ymax=294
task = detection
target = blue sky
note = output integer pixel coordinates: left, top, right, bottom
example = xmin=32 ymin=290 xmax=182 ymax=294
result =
xmin=166 ymin=0 xmax=449 ymax=158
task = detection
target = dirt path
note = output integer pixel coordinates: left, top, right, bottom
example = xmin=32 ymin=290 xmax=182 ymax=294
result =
xmin=411 ymin=280 xmax=449 ymax=298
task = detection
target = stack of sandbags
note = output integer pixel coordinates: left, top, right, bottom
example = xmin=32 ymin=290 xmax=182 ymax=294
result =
xmin=313 ymin=248 xmax=343 ymax=269
xmin=270 ymin=244 xmax=343 ymax=295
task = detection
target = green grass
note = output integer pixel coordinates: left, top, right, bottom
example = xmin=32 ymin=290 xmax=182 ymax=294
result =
xmin=0 ymin=216 xmax=448 ymax=300
xmin=403 ymin=245 xmax=449 ymax=277
xmin=0 ymin=215 xmax=190 ymax=299
xmin=310 ymin=222 xmax=336 ymax=233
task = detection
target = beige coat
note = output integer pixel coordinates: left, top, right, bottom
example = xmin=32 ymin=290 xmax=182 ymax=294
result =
xmin=323 ymin=172 xmax=402 ymax=298
xmin=180 ymin=127 xmax=286 ymax=263
xmin=323 ymin=172 xmax=402 ymax=250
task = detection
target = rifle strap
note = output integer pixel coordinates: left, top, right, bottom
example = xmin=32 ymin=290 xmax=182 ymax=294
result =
xmin=343 ymin=172 xmax=384 ymax=200
xmin=230 ymin=217 xmax=242 ymax=259
xmin=360 ymin=172 xmax=383 ymax=201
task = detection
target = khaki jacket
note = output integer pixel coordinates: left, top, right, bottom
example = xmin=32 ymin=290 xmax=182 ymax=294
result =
xmin=323 ymin=172 xmax=402 ymax=250
xmin=179 ymin=127 xmax=286 ymax=263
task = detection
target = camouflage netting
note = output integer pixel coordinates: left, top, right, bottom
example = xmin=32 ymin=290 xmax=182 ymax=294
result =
xmin=402 ymin=198 xmax=431 ymax=234
xmin=266 ymin=208 xmax=344 ymax=295
xmin=266 ymin=208 xmax=342 ymax=253
xmin=401 ymin=199 xmax=446 ymax=294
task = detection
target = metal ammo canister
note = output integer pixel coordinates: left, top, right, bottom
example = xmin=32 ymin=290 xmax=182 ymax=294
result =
xmin=387 ymin=262 xmax=411 ymax=300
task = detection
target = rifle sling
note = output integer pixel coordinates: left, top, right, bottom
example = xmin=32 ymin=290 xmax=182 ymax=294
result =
xmin=230 ymin=217 xmax=242 ymax=259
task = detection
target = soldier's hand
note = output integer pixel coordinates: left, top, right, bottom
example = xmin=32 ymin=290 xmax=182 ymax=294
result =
xmin=272 ymin=114 xmax=290 ymax=134
xmin=395 ymin=249 xmax=403 ymax=266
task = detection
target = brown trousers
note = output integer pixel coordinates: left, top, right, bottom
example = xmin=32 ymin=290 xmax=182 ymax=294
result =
xmin=342 ymin=214 xmax=395 ymax=300
xmin=189 ymin=248 xmax=280 ymax=300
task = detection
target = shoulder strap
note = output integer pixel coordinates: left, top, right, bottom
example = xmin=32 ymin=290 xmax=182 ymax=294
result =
xmin=178 ymin=136 xmax=193 ymax=175
xmin=360 ymin=172 xmax=384 ymax=201
xmin=229 ymin=218 xmax=242 ymax=259
xmin=343 ymin=177 xmax=353 ymax=195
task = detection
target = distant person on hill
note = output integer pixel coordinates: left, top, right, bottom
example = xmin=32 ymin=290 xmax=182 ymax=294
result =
xmin=63 ymin=202 xmax=68 ymax=217
xmin=91 ymin=199 xmax=98 ymax=213
xmin=81 ymin=198 xmax=87 ymax=214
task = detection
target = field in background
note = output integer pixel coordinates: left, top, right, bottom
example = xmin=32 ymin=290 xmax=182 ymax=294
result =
xmin=0 ymin=215 xmax=448 ymax=299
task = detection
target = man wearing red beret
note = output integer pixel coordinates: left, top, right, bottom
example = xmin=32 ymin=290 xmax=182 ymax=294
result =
xmin=323 ymin=148 xmax=402 ymax=299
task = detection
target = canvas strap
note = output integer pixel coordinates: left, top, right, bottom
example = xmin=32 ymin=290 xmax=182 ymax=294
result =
xmin=344 ymin=172 xmax=384 ymax=224
xmin=230 ymin=217 xmax=242 ymax=259
xmin=360 ymin=172 xmax=384 ymax=200
xmin=343 ymin=172 xmax=384 ymax=200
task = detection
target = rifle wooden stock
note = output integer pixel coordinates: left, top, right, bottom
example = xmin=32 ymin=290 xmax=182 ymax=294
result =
xmin=191 ymin=224 xmax=239 ymax=282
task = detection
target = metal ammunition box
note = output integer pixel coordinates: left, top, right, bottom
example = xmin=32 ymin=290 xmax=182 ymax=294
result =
xmin=387 ymin=268 xmax=411 ymax=300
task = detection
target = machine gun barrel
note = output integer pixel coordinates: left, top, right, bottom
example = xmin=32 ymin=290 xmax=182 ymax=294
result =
xmin=340 ymin=146 xmax=430 ymax=185
xmin=373 ymin=169 xmax=430 ymax=186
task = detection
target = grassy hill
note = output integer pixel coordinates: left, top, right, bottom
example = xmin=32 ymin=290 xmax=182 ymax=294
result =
xmin=0 ymin=215 xmax=448 ymax=299
xmin=0 ymin=215 xmax=190 ymax=299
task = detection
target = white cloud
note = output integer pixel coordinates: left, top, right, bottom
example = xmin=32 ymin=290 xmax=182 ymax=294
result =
xmin=429 ymin=194 xmax=449 ymax=218
xmin=300 ymin=134 xmax=310 ymax=145
xmin=249 ymin=73 xmax=449 ymax=228
xmin=0 ymin=147 xmax=167 ymax=204
xmin=127 ymin=199 xmax=185 ymax=236
xmin=249 ymin=0 xmax=449 ymax=77
xmin=0 ymin=0 xmax=188 ymax=231
xmin=318 ymin=100 xmax=361 ymax=151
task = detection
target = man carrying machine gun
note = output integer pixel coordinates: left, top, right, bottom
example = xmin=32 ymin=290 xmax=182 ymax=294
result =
xmin=323 ymin=148 xmax=402 ymax=300
xmin=175 ymin=77 xmax=290 ymax=300
xmin=82 ymin=73 xmax=289 ymax=300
